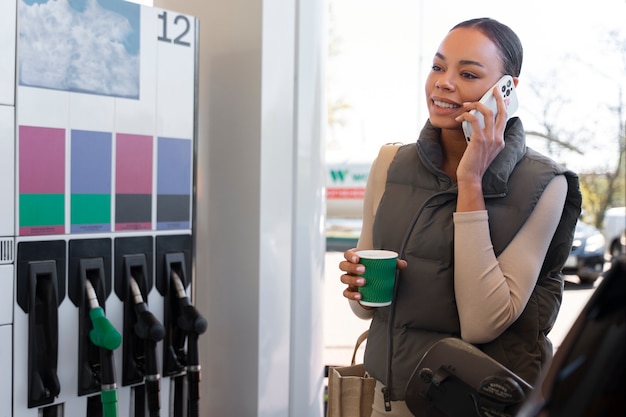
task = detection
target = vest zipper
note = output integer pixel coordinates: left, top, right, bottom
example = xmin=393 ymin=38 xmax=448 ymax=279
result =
xmin=382 ymin=386 xmax=392 ymax=412
xmin=383 ymin=190 xmax=457 ymax=408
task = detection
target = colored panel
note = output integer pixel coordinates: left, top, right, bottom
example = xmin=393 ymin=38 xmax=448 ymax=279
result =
xmin=19 ymin=125 xmax=65 ymax=193
xmin=70 ymin=194 xmax=111 ymax=233
xmin=19 ymin=126 xmax=65 ymax=237
xmin=19 ymin=193 xmax=64 ymax=235
xmin=156 ymin=194 xmax=191 ymax=230
xmin=156 ymin=137 xmax=191 ymax=230
xmin=157 ymin=137 xmax=191 ymax=194
xmin=116 ymin=133 xmax=153 ymax=194
xmin=71 ymin=130 xmax=112 ymax=232
xmin=116 ymin=133 xmax=152 ymax=230
xmin=115 ymin=194 xmax=151 ymax=230
xmin=71 ymin=130 xmax=112 ymax=193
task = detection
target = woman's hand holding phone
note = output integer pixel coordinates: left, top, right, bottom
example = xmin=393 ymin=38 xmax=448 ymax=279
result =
xmin=455 ymin=75 xmax=518 ymax=210
xmin=461 ymin=75 xmax=518 ymax=142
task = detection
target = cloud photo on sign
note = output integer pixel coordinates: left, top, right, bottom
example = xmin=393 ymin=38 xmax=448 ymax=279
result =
xmin=18 ymin=0 xmax=140 ymax=99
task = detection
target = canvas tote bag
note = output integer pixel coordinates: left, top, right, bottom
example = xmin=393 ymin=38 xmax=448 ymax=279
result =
xmin=327 ymin=330 xmax=375 ymax=417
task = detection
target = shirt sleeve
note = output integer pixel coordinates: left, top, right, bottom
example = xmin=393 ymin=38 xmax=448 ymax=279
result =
xmin=453 ymin=175 xmax=568 ymax=343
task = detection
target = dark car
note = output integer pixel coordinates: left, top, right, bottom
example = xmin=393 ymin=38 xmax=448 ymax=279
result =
xmin=517 ymin=255 xmax=626 ymax=417
xmin=562 ymin=221 xmax=605 ymax=284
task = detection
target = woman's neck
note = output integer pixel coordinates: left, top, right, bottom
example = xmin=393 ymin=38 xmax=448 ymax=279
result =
xmin=439 ymin=128 xmax=467 ymax=182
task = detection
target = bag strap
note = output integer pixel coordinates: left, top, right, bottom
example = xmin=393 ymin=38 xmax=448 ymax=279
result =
xmin=351 ymin=330 xmax=369 ymax=365
xmin=371 ymin=144 xmax=401 ymax=217
xmin=358 ymin=143 xmax=401 ymax=250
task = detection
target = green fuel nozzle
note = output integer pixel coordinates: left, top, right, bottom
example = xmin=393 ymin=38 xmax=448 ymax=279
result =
xmin=85 ymin=279 xmax=120 ymax=417
xmin=89 ymin=307 xmax=122 ymax=351
xmin=85 ymin=280 xmax=121 ymax=351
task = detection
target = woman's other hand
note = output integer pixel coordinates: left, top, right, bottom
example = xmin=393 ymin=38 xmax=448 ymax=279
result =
xmin=339 ymin=248 xmax=366 ymax=302
xmin=339 ymin=248 xmax=407 ymax=304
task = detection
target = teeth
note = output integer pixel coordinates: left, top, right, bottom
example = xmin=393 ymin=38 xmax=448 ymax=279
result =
xmin=434 ymin=100 xmax=459 ymax=109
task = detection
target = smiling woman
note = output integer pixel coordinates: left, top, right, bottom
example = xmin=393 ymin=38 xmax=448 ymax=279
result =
xmin=336 ymin=17 xmax=582 ymax=416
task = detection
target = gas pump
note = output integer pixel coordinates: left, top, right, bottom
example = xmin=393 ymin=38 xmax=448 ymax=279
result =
xmin=6 ymin=0 xmax=201 ymax=416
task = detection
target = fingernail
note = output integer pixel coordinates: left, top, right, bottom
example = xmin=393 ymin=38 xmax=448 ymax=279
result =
xmin=356 ymin=266 xmax=365 ymax=273
xmin=354 ymin=293 xmax=361 ymax=300
xmin=356 ymin=278 xmax=365 ymax=285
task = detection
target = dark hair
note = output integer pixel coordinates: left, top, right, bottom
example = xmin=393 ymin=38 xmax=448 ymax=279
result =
xmin=451 ymin=18 xmax=523 ymax=77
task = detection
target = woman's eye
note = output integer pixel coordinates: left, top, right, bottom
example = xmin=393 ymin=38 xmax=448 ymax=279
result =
xmin=431 ymin=65 xmax=442 ymax=72
xmin=461 ymin=72 xmax=478 ymax=79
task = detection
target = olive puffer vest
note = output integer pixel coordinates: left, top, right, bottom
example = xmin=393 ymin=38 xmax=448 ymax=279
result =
xmin=363 ymin=118 xmax=582 ymax=401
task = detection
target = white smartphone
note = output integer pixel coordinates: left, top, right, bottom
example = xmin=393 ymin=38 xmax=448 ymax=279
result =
xmin=462 ymin=75 xmax=519 ymax=142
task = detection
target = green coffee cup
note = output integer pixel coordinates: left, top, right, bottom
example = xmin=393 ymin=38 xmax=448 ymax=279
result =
xmin=355 ymin=249 xmax=398 ymax=307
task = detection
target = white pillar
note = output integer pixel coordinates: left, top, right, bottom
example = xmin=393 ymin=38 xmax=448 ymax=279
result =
xmin=0 ymin=0 xmax=15 ymax=409
xmin=153 ymin=1 xmax=325 ymax=416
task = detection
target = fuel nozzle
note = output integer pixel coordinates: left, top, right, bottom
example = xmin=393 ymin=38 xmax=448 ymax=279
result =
xmin=85 ymin=279 xmax=121 ymax=417
xmin=87 ymin=280 xmax=122 ymax=351
xmin=130 ymin=278 xmax=165 ymax=343
xmin=171 ymin=270 xmax=207 ymax=417
xmin=129 ymin=277 xmax=165 ymax=417
xmin=171 ymin=271 xmax=207 ymax=336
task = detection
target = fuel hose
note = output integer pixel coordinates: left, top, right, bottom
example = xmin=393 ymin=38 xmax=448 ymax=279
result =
xmin=130 ymin=277 xmax=165 ymax=417
xmin=171 ymin=270 xmax=207 ymax=417
xmin=86 ymin=279 xmax=121 ymax=417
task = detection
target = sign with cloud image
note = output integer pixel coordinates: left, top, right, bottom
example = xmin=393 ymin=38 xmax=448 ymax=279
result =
xmin=18 ymin=0 xmax=140 ymax=99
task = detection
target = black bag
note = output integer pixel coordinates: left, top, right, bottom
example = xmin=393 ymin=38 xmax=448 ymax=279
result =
xmin=405 ymin=337 xmax=532 ymax=417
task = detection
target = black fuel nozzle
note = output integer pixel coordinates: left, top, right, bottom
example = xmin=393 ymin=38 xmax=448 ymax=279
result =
xmin=171 ymin=270 xmax=208 ymax=337
xmin=129 ymin=277 xmax=165 ymax=417
xmin=170 ymin=270 xmax=207 ymax=417
xmin=130 ymin=278 xmax=166 ymax=343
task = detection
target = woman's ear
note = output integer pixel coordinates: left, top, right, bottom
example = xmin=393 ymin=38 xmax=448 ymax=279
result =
xmin=512 ymin=77 xmax=519 ymax=88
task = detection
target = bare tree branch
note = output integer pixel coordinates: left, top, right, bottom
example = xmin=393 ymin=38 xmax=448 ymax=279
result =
xmin=525 ymin=130 xmax=584 ymax=154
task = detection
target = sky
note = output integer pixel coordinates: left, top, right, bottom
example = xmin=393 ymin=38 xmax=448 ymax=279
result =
xmin=327 ymin=0 xmax=626 ymax=172
xmin=19 ymin=0 xmax=140 ymax=98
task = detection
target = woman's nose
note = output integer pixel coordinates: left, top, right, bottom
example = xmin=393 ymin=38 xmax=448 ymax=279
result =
xmin=435 ymin=76 xmax=454 ymax=91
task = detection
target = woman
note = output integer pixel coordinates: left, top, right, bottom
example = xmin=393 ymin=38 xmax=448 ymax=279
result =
xmin=339 ymin=18 xmax=581 ymax=416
